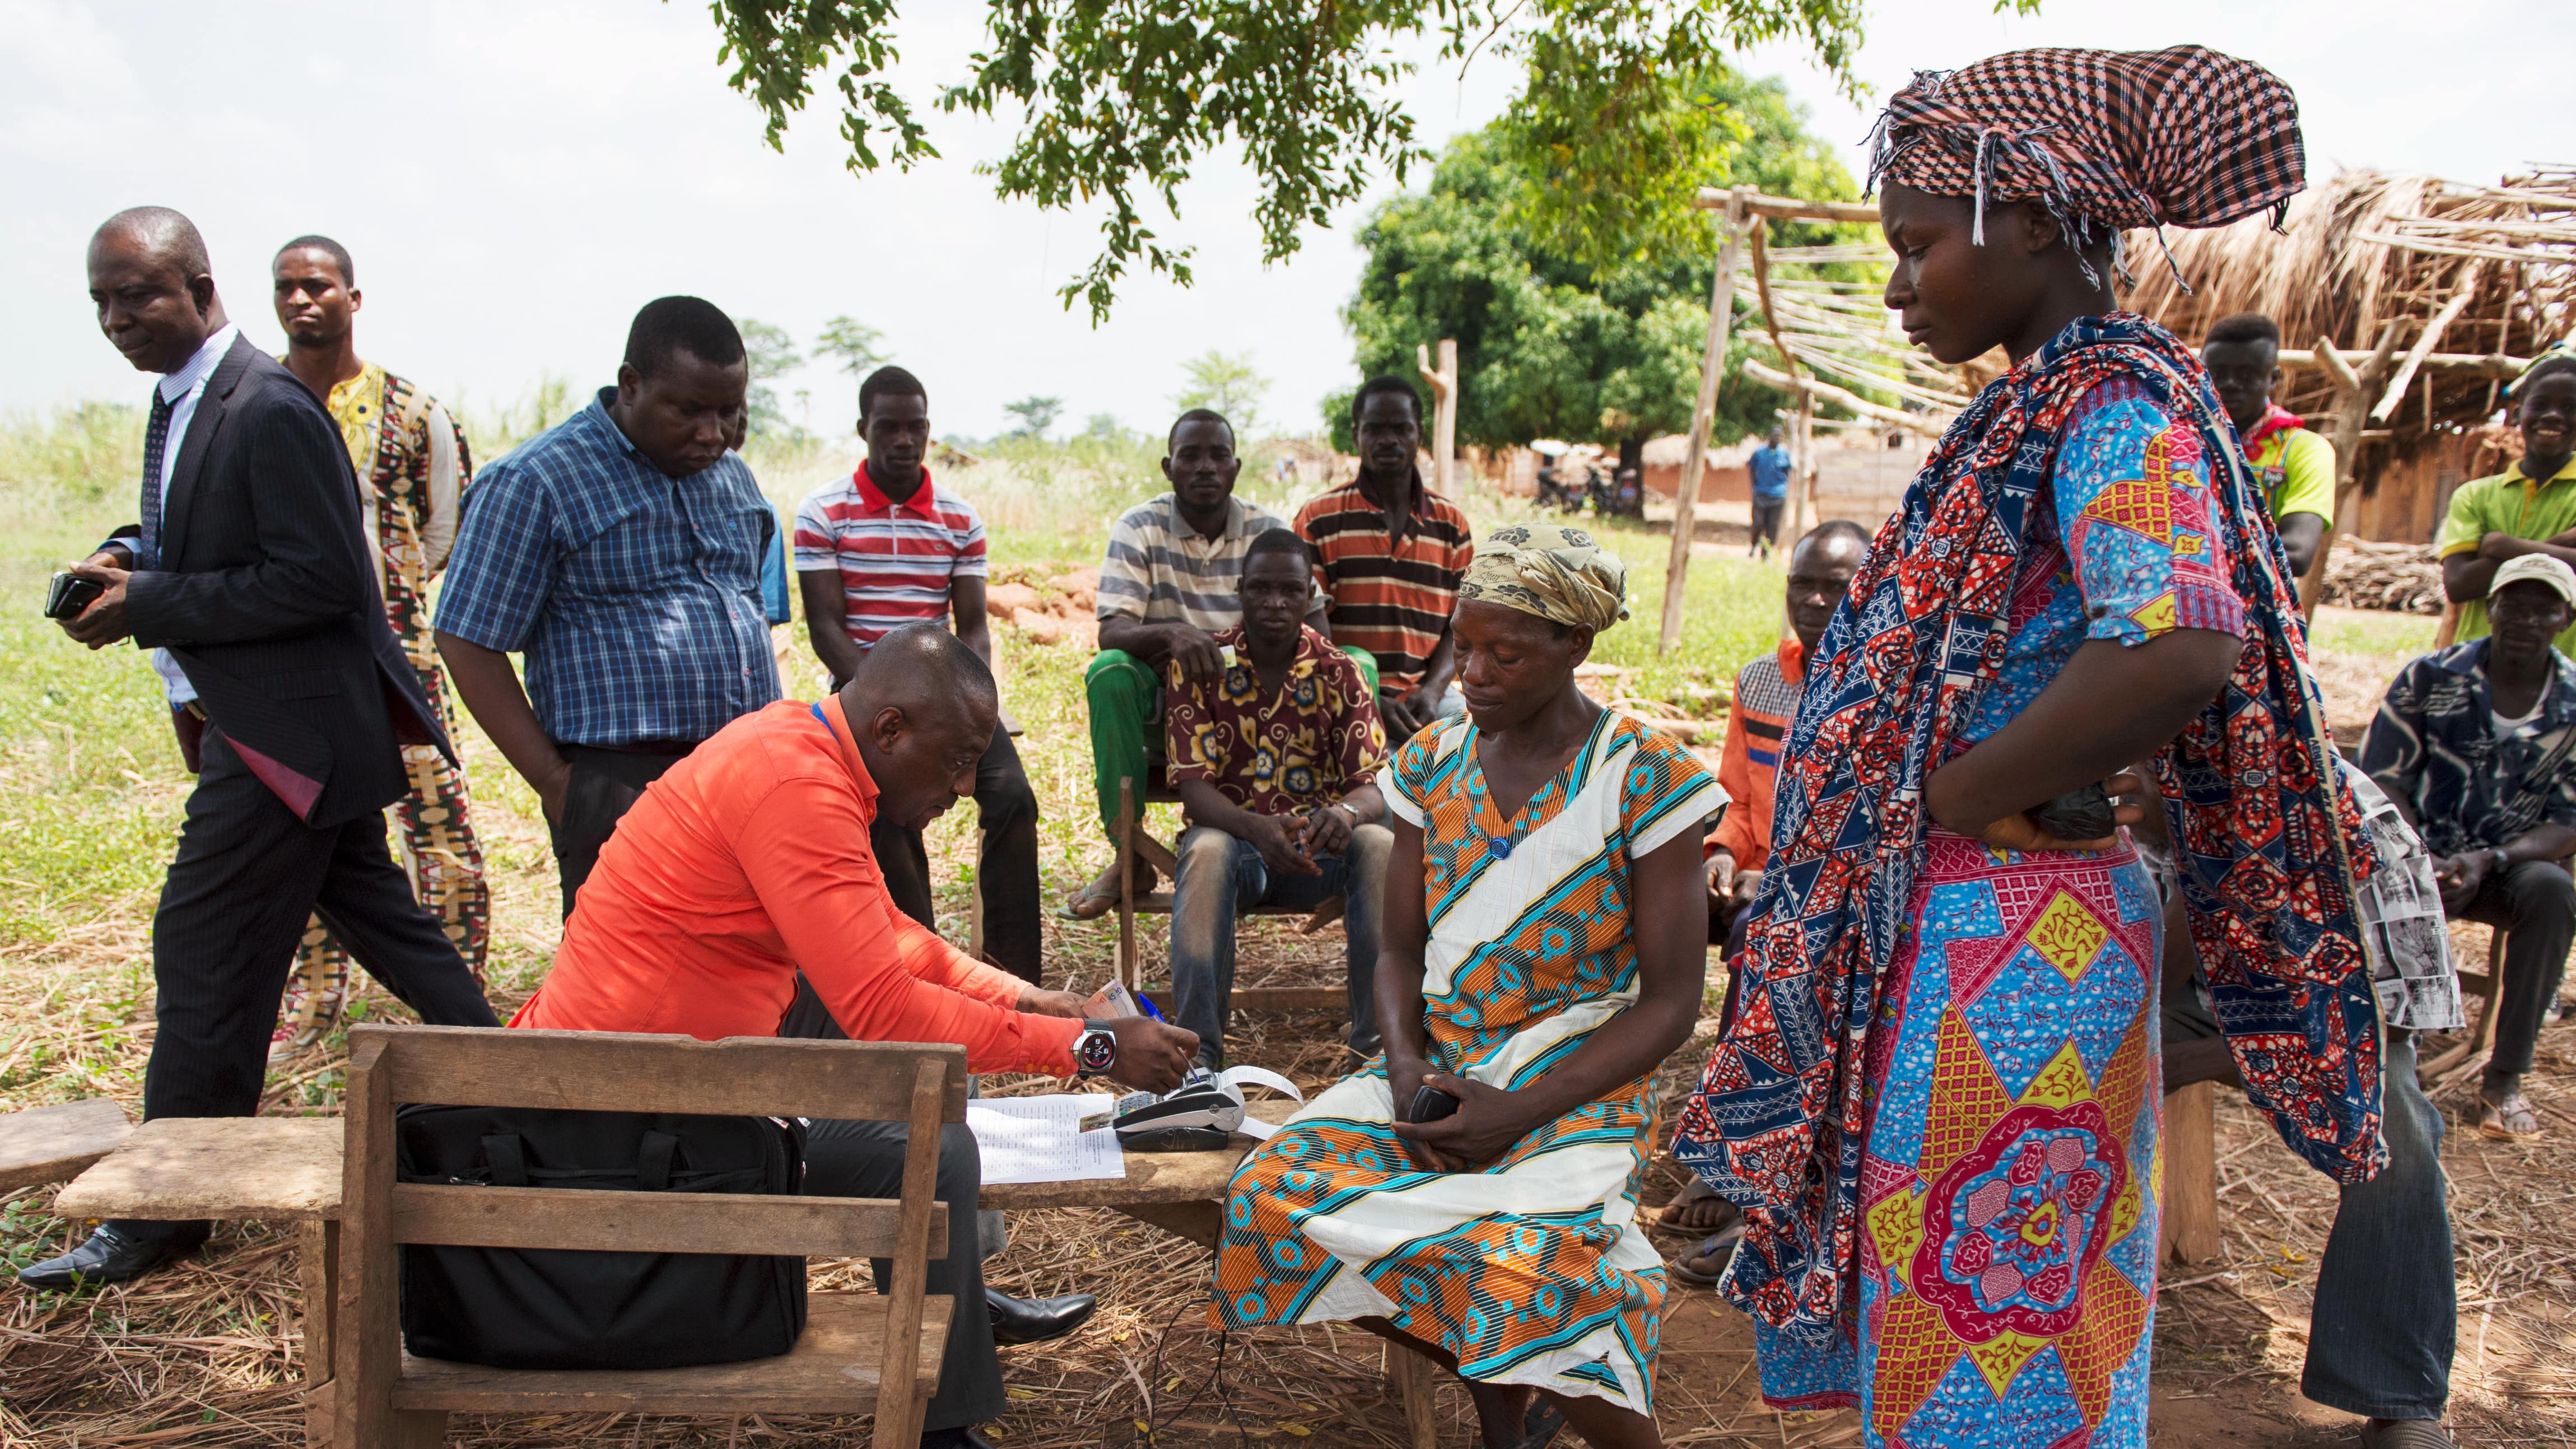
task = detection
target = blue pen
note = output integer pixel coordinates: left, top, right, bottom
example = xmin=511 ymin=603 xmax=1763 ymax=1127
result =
xmin=1135 ymin=991 xmax=1166 ymax=1022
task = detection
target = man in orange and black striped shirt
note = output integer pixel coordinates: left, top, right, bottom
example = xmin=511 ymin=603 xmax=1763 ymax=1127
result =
xmin=1294 ymin=376 xmax=1475 ymax=740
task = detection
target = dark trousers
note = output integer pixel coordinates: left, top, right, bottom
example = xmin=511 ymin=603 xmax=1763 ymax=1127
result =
xmin=870 ymin=723 xmax=1042 ymax=982
xmin=2166 ymin=993 xmax=2454 ymax=1418
xmin=547 ymin=743 xmax=691 ymax=915
xmin=128 ymin=727 xmax=498 ymax=1242
xmin=1749 ymin=497 xmax=1786 ymax=549
xmin=803 ymin=1118 xmax=1004 ymax=1433
xmin=2461 ymin=858 xmax=2576 ymax=1077
xmin=2303 ymin=1031 xmax=2456 ymax=1419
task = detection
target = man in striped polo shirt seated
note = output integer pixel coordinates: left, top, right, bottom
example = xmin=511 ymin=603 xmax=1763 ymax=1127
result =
xmin=793 ymin=365 xmax=1042 ymax=982
xmin=1294 ymin=376 xmax=1476 ymax=741
xmin=1067 ymin=408 xmax=1339 ymax=918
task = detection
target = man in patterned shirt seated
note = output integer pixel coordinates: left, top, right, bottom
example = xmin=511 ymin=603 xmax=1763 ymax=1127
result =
xmin=1163 ymin=528 xmax=1391 ymax=1069
xmin=2365 ymin=552 xmax=2576 ymax=1143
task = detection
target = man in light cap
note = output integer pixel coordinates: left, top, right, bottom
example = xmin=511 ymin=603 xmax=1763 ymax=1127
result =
xmin=2365 ymin=551 xmax=2576 ymax=1147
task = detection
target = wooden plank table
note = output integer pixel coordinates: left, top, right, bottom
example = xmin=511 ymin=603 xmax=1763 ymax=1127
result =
xmin=0 ymin=1097 xmax=132 ymax=1195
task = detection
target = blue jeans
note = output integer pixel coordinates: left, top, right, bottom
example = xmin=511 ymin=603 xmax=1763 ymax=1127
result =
xmin=2303 ymin=1030 xmax=2454 ymax=1420
xmin=1168 ymin=822 xmax=1390 ymax=1068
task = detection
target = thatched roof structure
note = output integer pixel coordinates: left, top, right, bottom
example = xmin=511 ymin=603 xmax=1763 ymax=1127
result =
xmin=2118 ymin=167 xmax=2576 ymax=453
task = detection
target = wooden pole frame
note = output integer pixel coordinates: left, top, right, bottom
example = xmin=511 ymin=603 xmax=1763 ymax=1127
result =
xmin=1660 ymin=189 xmax=1750 ymax=654
xmin=1416 ymin=339 xmax=1458 ymax=496
xmin=2299 ymin=324 xmax=2407 ymax=616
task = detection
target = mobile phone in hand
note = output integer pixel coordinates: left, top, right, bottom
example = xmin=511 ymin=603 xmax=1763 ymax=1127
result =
xmin=44 ymin=571 xmax=103 ymax=621
xmin=1407 ymin=1084 xmax=1460 ymax=1124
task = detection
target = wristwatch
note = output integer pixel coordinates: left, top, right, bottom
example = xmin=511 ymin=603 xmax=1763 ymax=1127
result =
xmin=2491 ymin=847 xmax=2513 ymax=874
xmin=1329 ymin=802 xmax=1359 ymax=826
xmin=1073 ymin=1021 xmax=1119 ymax=1078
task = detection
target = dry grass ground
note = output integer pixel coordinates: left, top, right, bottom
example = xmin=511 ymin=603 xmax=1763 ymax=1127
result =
xmin=0 ymin=468 xmax=2565 ymax=1446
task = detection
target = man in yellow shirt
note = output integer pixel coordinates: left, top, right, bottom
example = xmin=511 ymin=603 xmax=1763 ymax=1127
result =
xmin=2437 ymin=353 xmax=2576 ymax=654
xmin=2204 ymin=312 xmax=2336 ymax=577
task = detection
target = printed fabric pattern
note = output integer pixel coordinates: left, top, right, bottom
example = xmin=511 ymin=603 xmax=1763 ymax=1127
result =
xmin=1670 ymin=313 xmax=2386 ymax=1342
xmin=282 ymin=366 xmax=489 ymax=1049
xmin=1163 ymin=625 xmax=1387 ymax=816
xmin=1749 ymin=832 xmax=2165 ymax=1445
xmin=1212 ymin=711 xmax=1723 ymax=1411
xmin=2361 ymin=637 xmax=2576 ymax=860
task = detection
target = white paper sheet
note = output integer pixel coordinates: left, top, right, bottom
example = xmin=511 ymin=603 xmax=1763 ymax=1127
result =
xmin=967 ymin=1094 xmax=1125 ymax=1185
xmin=1213 ymin=1065 xmax=1303 ymax=1140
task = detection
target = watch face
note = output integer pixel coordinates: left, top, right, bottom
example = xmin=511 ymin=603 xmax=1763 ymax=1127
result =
xmin=1078 ymin=1030 xmax=1117 ymax=1073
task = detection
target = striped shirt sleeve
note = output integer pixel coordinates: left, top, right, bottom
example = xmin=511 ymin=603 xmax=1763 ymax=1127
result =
xmin=1097 ymin=507 xmax=1155 ymax=621
xmin=791 ymin=484 xmax=841 ymax=572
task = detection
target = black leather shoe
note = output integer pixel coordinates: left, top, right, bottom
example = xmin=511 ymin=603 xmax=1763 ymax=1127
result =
xmin=920 ymin=1427 xmax=999 ymax=1449
xmin=987 ymin=1287 xmax=1097 ymax=1346
xmin=17 ymin=1222 xmax=204 ymax=1290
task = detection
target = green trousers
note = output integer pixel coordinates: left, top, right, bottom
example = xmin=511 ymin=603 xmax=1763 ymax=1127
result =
xmin=1085 ymin=645 xmax=1380 ymax=838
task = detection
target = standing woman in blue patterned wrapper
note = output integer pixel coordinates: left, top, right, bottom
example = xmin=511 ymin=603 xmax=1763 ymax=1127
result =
xmin=1667 ymin=48 xmax=2391 ymax=1448
xmin=1214 ymin=525 xmax=1725 ymax=1449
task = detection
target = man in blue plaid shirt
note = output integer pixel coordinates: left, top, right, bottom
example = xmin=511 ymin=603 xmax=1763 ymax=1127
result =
xmin=436 ymin=296 xmax=786 ymax=911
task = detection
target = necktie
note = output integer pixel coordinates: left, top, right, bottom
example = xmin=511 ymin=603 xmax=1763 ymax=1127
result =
xmin=138 ymin=387 xmax=174 ymax=571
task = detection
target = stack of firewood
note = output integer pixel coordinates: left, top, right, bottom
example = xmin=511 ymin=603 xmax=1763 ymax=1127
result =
xmin=2321 ymin=539 xmax=2444 ymax=616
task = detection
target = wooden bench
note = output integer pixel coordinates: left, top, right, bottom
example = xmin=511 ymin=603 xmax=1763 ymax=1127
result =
xmin=50 ymin=1076 xmax=1442 ymax=1448
xmin=0 ymin=1097 xmax=131 ymax=1195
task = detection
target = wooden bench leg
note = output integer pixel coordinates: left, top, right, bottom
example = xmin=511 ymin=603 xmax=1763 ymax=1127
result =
xmin=2161 ymin=1081 xmax=2221 ymax=1265
xmin=300 ymin=1220 xmax=340 ymax=1449
xmin=1387 ymin=1339 xmax=1439 ymax=1449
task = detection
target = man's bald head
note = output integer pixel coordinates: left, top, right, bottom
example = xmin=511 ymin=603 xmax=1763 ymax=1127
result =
xmin=841 ymin=624 xmax=1001 ymax=830
xmin=93 ymin=207 xmax=212 ymax=279
xmin=87 ymin=206 xmax=225 ymax=374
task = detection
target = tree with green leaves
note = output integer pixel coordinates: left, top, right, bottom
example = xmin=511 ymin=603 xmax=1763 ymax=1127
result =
xmin=737 ymin=318 xmax=805 ymax=439
xmin=1172 ymin=350 xmax=1271 ymax=437
xmin=1002 ymin=395 xmax=1063 ymax=437
xmin=813 ymin=315 xmax=891 ymax=376
xmin=1333 ymin=66 xmax=1862 ymax=475
xmin=693 ymin=1 xmax=1907 ymax=320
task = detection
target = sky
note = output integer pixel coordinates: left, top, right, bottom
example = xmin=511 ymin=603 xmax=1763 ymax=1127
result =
xmin=4 ymin=0 xmax=2571 ymax=444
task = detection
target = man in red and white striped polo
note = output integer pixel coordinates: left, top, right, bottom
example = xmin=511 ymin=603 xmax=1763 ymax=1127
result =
xmin=793 ymin=366 xmax=1042 ymax=982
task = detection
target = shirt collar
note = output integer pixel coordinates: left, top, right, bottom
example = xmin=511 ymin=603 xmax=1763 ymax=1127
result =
xmin=853 ymin=464 xmax=933 ymax=512
xmin=2242 ymin=402 xmax=2303 ymax=451
xmin=1778 ymin=637 xmax=1807 ymax=683
xmin=1166 ymin=492 xmax=1247 ymax=542
xmin=325 ymin=361 xmax=385 ymax=422
xmin=157 ymin=323 xmax=238 ymax=403
xmin=2509 ymin=455 xmax=2576 ymax=487
xmin=2456 ymin=637 xmax=2576 ymax=727
xmin=814 ymin=695 xmax=881 ymax=823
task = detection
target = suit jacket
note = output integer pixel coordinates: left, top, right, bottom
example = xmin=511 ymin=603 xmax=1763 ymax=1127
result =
xmin=114 ymin=335 xmax=448 ymax=828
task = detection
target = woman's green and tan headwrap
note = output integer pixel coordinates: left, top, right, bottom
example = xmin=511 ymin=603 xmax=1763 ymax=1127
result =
xmin=1457 ymin=524 xmax=1629 ymax=633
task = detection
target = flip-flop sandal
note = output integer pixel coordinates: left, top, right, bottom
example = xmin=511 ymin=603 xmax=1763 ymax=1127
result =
xmin=1510 ymin=1397 xmax=1566 ymax=1449
xmin=1668 ymin=1222 xmax=1748 ymax=1288
xmin=2478 ymin=1094 xmax=2543 ymax=1142
xmin=1057 ymin=888 xmax=1119 ymax=921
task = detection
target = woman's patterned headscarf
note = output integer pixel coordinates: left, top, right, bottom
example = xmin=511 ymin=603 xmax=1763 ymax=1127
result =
xmin=1868 ymin=45 xmax=2305 ymax=282
xmin=1458 ymin=524 xmax=1629 ymax=634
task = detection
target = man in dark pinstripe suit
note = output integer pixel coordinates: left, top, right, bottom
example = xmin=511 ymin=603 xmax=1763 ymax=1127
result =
xmin=21 ymin=208 xmax=495 ymax=1292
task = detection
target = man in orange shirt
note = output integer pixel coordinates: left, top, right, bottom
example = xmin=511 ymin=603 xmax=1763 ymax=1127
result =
xmin=513 ymin=625 xmax=1198 ymax=1449
xmin=1668 ymin=519 xmax=1868 ymax=1284
xmin=1703 ymin=519 xmax=1871 ymax=946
